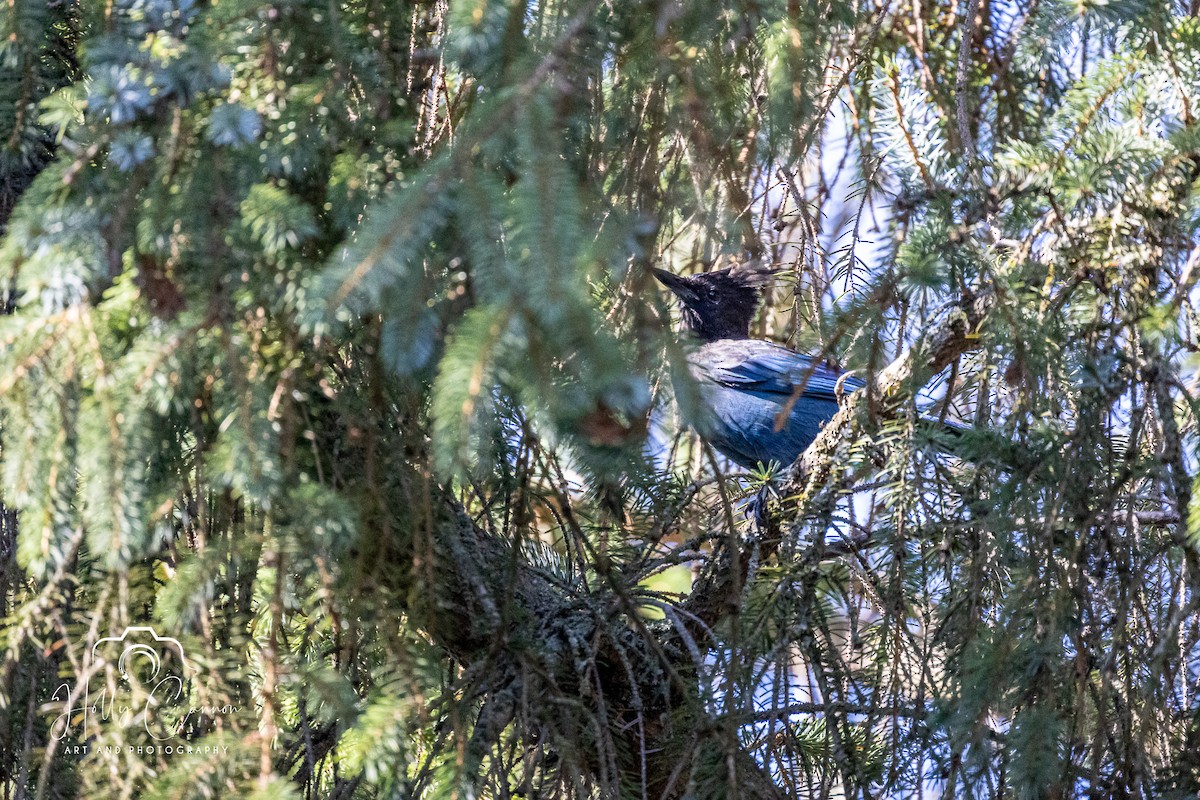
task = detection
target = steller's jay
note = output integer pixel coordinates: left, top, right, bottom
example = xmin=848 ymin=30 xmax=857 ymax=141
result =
xmin=654 ymin=264 xmax=866 ymax=471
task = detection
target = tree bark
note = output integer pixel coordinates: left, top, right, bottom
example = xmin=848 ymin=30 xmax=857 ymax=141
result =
xmin=411 ymin=289 xmax=995 ymax=797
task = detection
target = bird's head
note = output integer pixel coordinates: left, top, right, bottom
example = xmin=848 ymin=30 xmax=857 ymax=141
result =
xmin=652 ymin=263 xmax=775 ymax=342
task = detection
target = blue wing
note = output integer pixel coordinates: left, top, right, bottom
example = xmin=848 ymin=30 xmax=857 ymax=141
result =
xmin=684 ymin=340 xmax=865 ymax=469
xmin=694 ymin=340 xmax=866 ymax=399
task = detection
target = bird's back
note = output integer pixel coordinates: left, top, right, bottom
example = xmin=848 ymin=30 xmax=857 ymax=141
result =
xmin=685 ymin=340 xmax=864 ymax=470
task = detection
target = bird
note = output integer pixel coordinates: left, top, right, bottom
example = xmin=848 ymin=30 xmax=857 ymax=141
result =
xmin=653 ymin=264 xmax=866 ymax=471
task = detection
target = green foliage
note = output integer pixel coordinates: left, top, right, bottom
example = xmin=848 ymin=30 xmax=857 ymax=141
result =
xmin=0 ymin=0 xmax=1199 ymax=798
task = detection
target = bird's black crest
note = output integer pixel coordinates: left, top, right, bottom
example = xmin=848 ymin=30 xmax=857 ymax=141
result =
xmin=653 ymin=264 xmax=778 ymax=341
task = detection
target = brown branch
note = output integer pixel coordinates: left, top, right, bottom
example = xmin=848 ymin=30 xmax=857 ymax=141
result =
xmin=415 ymin=494 xmax=788 ymax=799
xmin=789 ymin=287 xmax=994 ymax=492
xmin=955 ymin=0 xmax=981 ymax=167
xmin=821 ymin=508 xmax=1183 ymax=561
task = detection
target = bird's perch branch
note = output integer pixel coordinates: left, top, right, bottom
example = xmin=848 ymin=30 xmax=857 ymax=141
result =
xmin=787 ymin=286 xmax=994 ymax=494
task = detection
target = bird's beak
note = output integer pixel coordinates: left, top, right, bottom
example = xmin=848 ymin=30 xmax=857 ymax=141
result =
xmin=651 ymin=267 xmax=694 ymax=300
